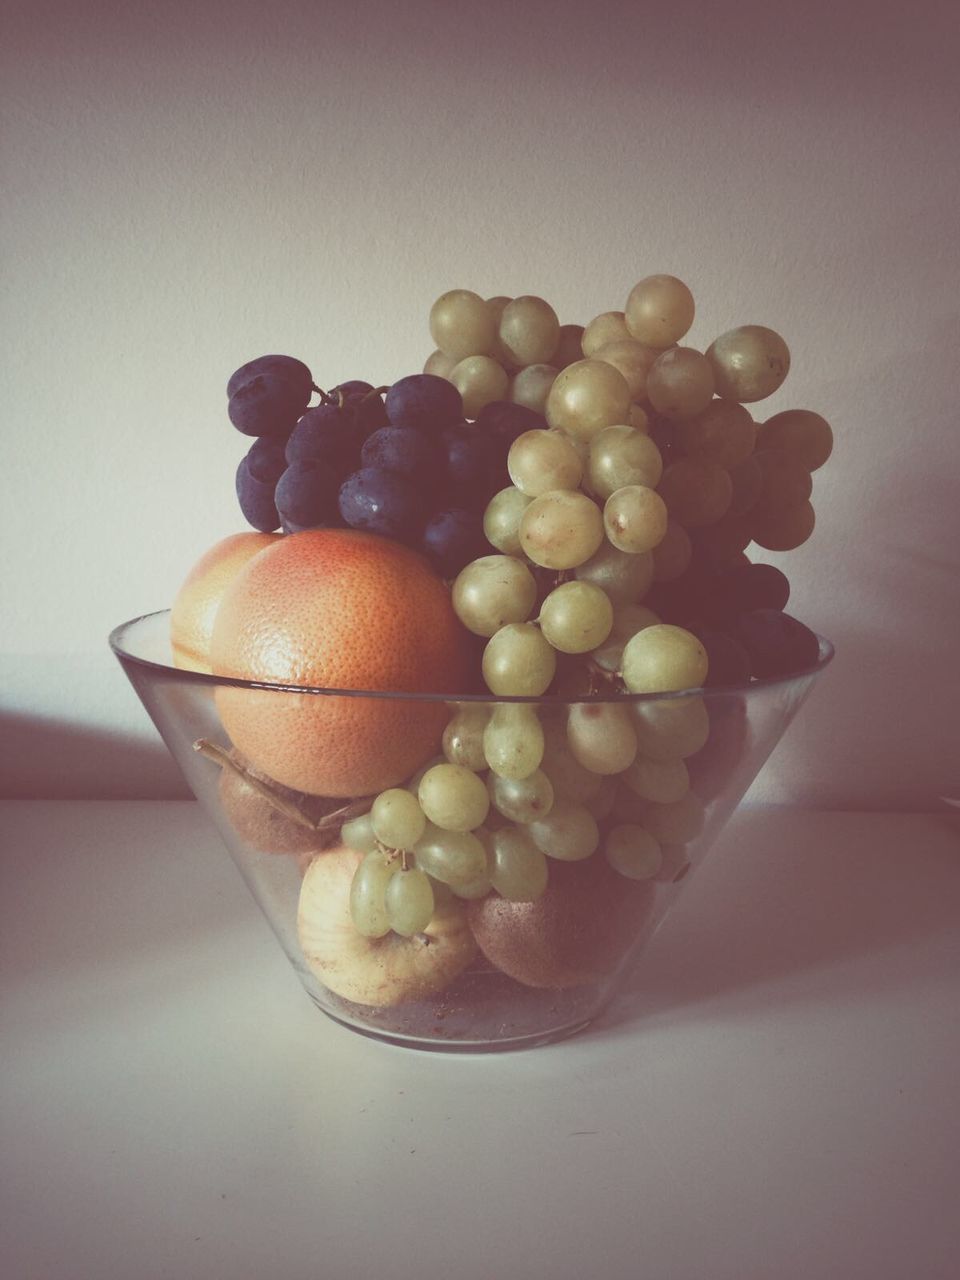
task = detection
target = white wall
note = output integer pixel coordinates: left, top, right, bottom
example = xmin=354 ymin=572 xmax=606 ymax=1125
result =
xmin=3 ymin=0 xmax=958 ymax=806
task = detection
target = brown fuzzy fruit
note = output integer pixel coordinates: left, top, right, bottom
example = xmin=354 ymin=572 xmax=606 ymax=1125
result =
xmin=467 ymin=854 xmax=657 ymax=989
xmin=217 ymin=749 xmax=339 ymax=856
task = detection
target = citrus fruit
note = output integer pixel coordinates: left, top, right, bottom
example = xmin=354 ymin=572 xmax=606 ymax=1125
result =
xmin=170 ymin=531 xmax=280 ymax=672
xmin=210 ymin=529 xmax=472 ymax=797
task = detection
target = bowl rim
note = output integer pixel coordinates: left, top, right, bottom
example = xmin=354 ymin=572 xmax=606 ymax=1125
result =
xmin=109 ymin=609 xmax=835 ymax=705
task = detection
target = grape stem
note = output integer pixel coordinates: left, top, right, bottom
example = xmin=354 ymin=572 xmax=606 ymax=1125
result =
xmin=193 ymin=739 xmax=372 ymax=833
xmin=584 ymin=658 xmax=622 ymax=696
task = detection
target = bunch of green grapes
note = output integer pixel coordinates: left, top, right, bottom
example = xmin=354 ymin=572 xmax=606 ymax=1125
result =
xmin=398 ymin=273 xmax=834 ymax=935
xmin=425 ymin=289 xmax=583 ymax=417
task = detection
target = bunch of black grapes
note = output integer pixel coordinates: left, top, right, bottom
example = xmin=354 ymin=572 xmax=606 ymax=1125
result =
xmin=230 ymin=357 xmax=540 ymax=577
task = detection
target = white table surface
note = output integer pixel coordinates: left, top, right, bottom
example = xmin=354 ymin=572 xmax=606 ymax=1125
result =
xmin=1 ymin=801 xmax=958 ymax=1280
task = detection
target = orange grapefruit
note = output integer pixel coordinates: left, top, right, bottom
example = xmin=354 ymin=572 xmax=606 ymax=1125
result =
xmin=210 ymin=529 xmax=472 ymax=797
xmin=171 ymin=531 xmax=280 ymax=672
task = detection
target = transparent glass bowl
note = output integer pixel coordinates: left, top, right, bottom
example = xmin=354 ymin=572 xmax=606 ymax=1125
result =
xmin=111 ymin=610 xmax=833 ymax=1052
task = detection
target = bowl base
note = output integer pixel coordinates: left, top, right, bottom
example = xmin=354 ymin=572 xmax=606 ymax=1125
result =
xmin=307 ymin=992 xmax=599 ymax=1053
xmin=297 ymin=957 xmax=618 ymax=1052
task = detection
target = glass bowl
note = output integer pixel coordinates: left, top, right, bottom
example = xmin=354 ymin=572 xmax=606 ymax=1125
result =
xmin=110 ymin=610 xmax=833 ymax=1052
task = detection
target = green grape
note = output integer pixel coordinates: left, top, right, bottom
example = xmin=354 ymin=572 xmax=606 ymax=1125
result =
xmin=451 ymin=355 xmax=511 ymax=419
xmin=544 ymin=359 xmax=633 ymax=442
xmin=341 ymin=811 xmax=378 ymax=854
xmin=385 ymin=865 xmax=436 ymax=936
xmin=486 ymin=295 xmax=513 ymax=365
xmin=588 ymin=425 xmax=663 ymax=500
xmin=628 ymin=403 xmax=651 ymax=432
xmin=566 ymin=702 xmax=638 ymax=774
xmin=622 ymin=754 xmax=690 ymax=803
xmin=706 ymin=325 xmax=790 ymax=402
xmin=592 ymin=601 xmax=661 ymax=672
xmin=370 ymin=788 xmax=427 ymax=850
xmin=622 ymin=624 xmax=709 ymax=694
xmin=452 ymin=554 xmax=538 ymax=637
xmin=582 ymin=311 xmax=632 ymax=356
xmin=641 ymin=792 xmax=706 ymax=844
xmin=757 ymin=409 xmax=833 ymax=472
xmin=528 ymin=802 xmax=600 ymax=861
xmin=518 ymin=489 xmax=605 ymax=570
xmin=489 ymin=827 xmax=549 ymax=901
xmin=413 ymin=822 xmax=490 ymax=888
xmin=487 ymin=768 xmax=555 ymax=823
xmin=429 ymin=289 xmax=496 ymax=360
xmin=508 ymin=429 xmax=583 ymax=496
xmin=499 ymin=295 xmax=561 ymax=367
xmin=574 ymin=540 xmax=655 ymax=604
xmin=539 ymin=717 xmax=605 ymax=803
xmin=442 ymin=704 xmax=491 ymax=771
xmin=603 ymin=484 xmax=669 ymax=554
xmin=646 ymin=348 xmax=716 ymax=421
xmin=631 ymin=696 xmax=710 ymax=761
xmin=483 ymin=486 xmax=533 ymax=556
xmin=584 ymin=776 xmax=618 ymax=820
xmin=657 ymin=458 xmax=733 ymax=528
xmin=418 ymin=763 xmax=489 ymax=832
xmin=604 ymin=825 xmax=664 ymax=880
xmin=539 ymin=580 xmax=614 ymax=654
xmin=552 ymin=324 xmax=587 ymax=369
xmin=751 ymin=499 xmax=816 ymax=550
xmin=482 ymin=623 xmax=557 ymax=696
xmin=483 ymin=703 xmax=545 ymax=779
xmin=423 ymin=349 xmax=457 ymax=379
xmin=406 ymin=754 xmax=447 ymax=795
xmin=678 ymin=400 xmax=756 ymax=468
xmin=651 ymin=520 xmax=693 ymax=582
xmin=624 ymin=275 xmax=695 ymax=348
xmin=349 ymin=850 xmax=399 ymax=937
xmin=450 ymin=874 xmax=493 ymax=900
xmin=509 ymin=364 xmax=558 ymax=415
xmin=592 ymin=339 xmax=660 ymax=400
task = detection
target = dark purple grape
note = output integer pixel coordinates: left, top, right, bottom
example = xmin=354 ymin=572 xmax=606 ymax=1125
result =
xmin=723 ymin=562 xmax=790 ymax=615
xmin=361 ymin=426 xmax=439 ymax=481
xmin=286 ymin=404 xmax=362 ymax=472
xmin=236 ymin=455 xmax=281 ymax=529
xmin=690 ymin=513 xmax=753 ymax=573
xmin=275 ymin=460 xmax=342 ymax=533
xmin=338 ymin=467 xmax=423 ymax=543
xmin=353 ymin=391 xmax=388 ymax=435
xmin=333 ymin=380 xmax=374 ymax=398
xmin=473 ymin=401 xmax=544 ymax=462
xmin=420 ymin=508 xmax=487 ymax=578
xmin=728 ymin=454 xmax=764 ymax=515
xmin=440 ymin=422 xmax=502 ymax=507
xmin=385 ymin=374 xmax=463 ymax=430
xmin=330 ymin=382 xmax=388 ymax=435
xmin=647 ymin=415 xmax=681 ymax=464
xmin=696 ymin=629 xmax=753 ymax=686
xmin=227 ymin=354 xmax=313 ymax=400
xmin=245 ymin=436 xmax=287 ymax=483
xmin=646 ymin=564 xmax=718 ymax=629
xmin=736 ymin=609 xmax=820 ymax=678
xmin=228 ymin=373 xmax=311 ymax=438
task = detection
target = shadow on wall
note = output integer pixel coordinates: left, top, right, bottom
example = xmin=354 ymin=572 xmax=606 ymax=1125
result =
xmin=0 ymin=711 xmax=190 ymax=800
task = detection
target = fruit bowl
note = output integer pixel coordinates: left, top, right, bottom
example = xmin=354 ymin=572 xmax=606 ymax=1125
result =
xmin=111 ymin=609 xmax=833 ymax=1052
